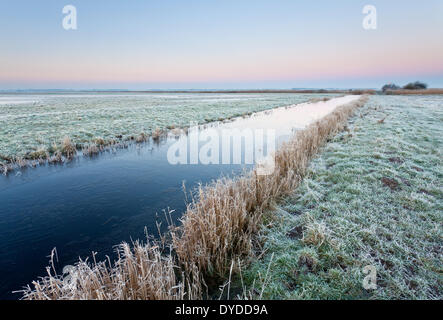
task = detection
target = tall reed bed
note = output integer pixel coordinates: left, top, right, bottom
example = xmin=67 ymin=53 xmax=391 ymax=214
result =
xmin=20 ymin=96 xmax=368 ymax=300
xmin=385 ymin=88 xmax=443 ymax=95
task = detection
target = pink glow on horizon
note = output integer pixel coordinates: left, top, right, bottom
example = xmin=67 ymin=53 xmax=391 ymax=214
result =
xmin=2 ymin=1 xmax=443 ymax=87
xmin=2 ymin=32 xmax=443 ymax=84
xmin=3 ymin=55 xmax=442 ymax=84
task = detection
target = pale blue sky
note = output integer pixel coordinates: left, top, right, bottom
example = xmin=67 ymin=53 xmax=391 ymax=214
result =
xmin=1 ymin=0 xmax=442 ymax=89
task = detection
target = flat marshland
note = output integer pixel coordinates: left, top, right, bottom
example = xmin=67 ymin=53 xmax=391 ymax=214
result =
xmin=0 ymin=92 xmax=336 ymax=171
xmin=242 ymin=95 xmax=442 ymax=299
xmin=20 ymin=96 xmax=371 ymax=299
xmin=4 ymin=94 xmax=441 ymax=300
xmin=0 ymin=93 xmax=340 ymax=298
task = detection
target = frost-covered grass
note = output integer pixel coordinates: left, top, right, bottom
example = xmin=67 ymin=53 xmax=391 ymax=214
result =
xmin=0 ymin=92 xmax=335 ymax=165
xmin=20 ymin=96 xmax=367 ymax=300
xmin=243 ymin=95 xmax=443 ymax=299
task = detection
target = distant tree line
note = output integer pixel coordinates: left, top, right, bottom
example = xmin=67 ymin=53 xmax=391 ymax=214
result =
xmin=382 ymin=81 xmax=428 ymax=92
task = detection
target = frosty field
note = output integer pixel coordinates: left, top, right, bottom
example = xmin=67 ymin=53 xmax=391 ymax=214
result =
xmin=242 ymin=95 xmax=443 ymax=299
xmin=0 ymin=92 xmax=337 ymax=166
xmin=2 ymin=93 xmax=441 ymax=300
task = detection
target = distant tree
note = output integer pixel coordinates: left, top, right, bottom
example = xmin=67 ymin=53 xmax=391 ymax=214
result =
xmin=403 ymin=81 xmax=428 ymax=90
xmin=382 ymin=83 xmax=400 ymax=92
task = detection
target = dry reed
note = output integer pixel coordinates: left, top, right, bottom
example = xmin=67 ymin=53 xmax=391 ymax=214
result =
xmin=173 ymin=96 xmax=369 ymax=280
xmin=82 ymin=143 xmax=100 ymax=156
xmin=136 ymin=132 xmax=148 ymax=143
xmin=20 ymin=95 xmax=368 ymax=300
xmin=385 ymin=88 xmax=443 ymax=95
xmin=61 ymin=136 xmax=77 ymax=159
xmin=20 ymin=243 xmax=201 ymax=300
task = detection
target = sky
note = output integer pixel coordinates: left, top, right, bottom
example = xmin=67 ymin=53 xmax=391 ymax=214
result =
xmin=0 ymin=0 xmax=442 ymax=90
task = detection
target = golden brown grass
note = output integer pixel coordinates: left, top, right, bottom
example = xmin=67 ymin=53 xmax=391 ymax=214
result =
xmin=82 ymin=143 xmax=100 ymax=156
xmin=1 ymin=163 xmax=12 ymax=175
xmin=61 ymin=136 xmax=77 ymax=159
xmin=20 ymin=95 xmax=369 ymax=299
xmin=21 ymin=243 xmax=201 ymax=300
xmin=152 ymin=128 xmax=163 ymax=141
xmin=135 ymin=132 xmax=148 ymax=143
xmin=27 ymin=147 xmax=49 ymax=160
xmin=48 ymin=151 xmax=62 ymax=164
xmin=121 ymin=89 xmax=376 ymax=95
xmin=385 ymin=88 xmax=443 ymax=95
xmin=172 ymin=95 xmax=369 ymax=281
xmin=93 ymin=137 xmax=106 ymax=146
xmin=308 ymin=97 xmax=333 ymax=103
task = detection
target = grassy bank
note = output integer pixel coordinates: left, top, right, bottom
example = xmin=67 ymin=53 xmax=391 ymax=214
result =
xmin=20 ymin=96 xmax=368 ymax=300
xmin=242 ymin=95 xmax=442 ymax=299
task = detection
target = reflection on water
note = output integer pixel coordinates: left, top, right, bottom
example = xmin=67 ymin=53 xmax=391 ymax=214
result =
xmin=0 ymin=95 xmax=358 ymax=299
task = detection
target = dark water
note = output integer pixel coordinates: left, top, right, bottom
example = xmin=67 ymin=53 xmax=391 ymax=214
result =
xmin=0 ymin=134 xmax=259 ymax=299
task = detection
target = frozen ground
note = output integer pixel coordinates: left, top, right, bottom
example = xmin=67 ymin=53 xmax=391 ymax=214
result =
xmin=242 ymin=95 xmax=443 ymax=299
xmin=0 ymin=92 xmax=336 ymax=164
